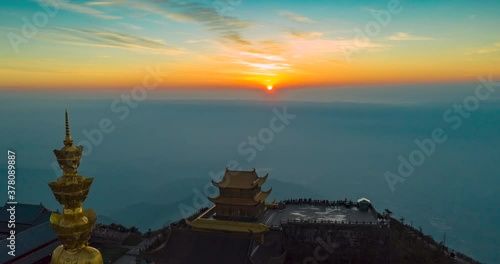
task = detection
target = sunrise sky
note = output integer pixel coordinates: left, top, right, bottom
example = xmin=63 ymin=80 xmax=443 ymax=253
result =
xmin=0 ymin=0 xmax=499 ymax=90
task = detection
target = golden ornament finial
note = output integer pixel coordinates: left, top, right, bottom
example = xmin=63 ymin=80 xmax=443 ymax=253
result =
xmin=64 ymin=109 xmax=73 ymax=146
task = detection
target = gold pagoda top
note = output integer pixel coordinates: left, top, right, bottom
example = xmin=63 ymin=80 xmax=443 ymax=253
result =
xmin=53 ymin=110 xmax=84 ymax=176
xmin=48 ymin=110 xmax=103 ymax=264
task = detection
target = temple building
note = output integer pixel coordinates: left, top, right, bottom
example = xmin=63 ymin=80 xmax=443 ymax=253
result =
xmin=148 ymin=167 xmax=389 ymax=264
xmin=209 ymin=168 xmax=272 ymax=220
xmin=47 ymin=110 xmax=103 ymax=264
xmin=0 ymin=203 xmax=58 ymax=264
xmin=185 ymin=169 xmax=273 ymax=245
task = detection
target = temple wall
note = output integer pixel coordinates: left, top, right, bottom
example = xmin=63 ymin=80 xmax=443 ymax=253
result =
xmin=281 ymin=223 xmax=391 ymax=264
xmin=214 ymin=203 xmax=265 ymax=219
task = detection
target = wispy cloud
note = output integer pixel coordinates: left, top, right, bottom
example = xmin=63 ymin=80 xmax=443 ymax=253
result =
xmin=239 ymin=52 xmax=285 ymax=62
xmin=134 ymin=1 xmax=253 ymax=45
xmin=85 ymin=0 xmax=126 ymax=6
xmin=51 ymin=27 xmax=183 ymax=54
xmin=286 ymin=29 xmax=323 ymax=39
xmin=34 ymin=0 xmax=121 ymax=19
xmin=210 ymin=41 xmax=290 ymax=75
xmin=288 ymin=38 xmax=388 ymax=56
xmin=464 ymin=42 xmax=500 ymax=55
xmin=219 ymin=31 xmax=250 ymax=45
xmin=0 ymin=67 xmax=109 ymax=76
xmin=213 ymin=34 xmax=388 ymax=77
xmin=387 ymin=32 xmax=434 ymax=41
xmin=279 ymin=11 xmax=316 ymax=23
xmin=185 ymin=39 xmax=214 ymax=44
xmin=241 ymin=61 xmax=291 ymax=71
xmin=120 ymin=23 xmax=142 ymax=30
xmin=164 ymin=13 xmax=197 ymax=23
xmin=476 ymin=48 xmax=498 ymax=54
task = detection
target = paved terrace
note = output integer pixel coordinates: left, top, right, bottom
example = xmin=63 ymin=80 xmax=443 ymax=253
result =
xmin=259 ymin=203 xmax=379 ymax=227
xmin=199 ymin=201 xmax=380 ymax=227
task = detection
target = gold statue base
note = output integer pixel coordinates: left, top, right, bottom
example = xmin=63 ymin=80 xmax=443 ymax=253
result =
xmin=51 ymin=245 xmax=103 ymax=264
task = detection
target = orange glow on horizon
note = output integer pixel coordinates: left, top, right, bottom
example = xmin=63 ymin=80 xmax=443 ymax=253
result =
xmin=0 ymin=1 xmax=499 ymax=91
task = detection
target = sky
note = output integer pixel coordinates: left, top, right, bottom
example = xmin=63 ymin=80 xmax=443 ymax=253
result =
xmin=0 ymin=0 xmax=499 ymax=91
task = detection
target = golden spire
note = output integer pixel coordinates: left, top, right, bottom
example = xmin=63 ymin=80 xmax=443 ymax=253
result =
xmin=53 ymin=110 xmax=81 ymax=175
xmin=64 ymin=109 xmax=73 ymax=146
xmin=48 ymin=110 xmax=103 ymax=264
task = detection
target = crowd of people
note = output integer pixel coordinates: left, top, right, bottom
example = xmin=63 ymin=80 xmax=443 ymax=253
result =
xmin=278 ymin=198 xmax=357 ymax=207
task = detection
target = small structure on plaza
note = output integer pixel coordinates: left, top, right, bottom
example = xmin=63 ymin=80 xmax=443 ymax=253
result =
xmin=357 ymin=197 xmax=372 ymax=211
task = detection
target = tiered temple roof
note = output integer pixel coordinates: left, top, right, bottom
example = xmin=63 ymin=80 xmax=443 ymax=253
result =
xmin=211 ymin=169 xmax=269 ymax=189
xmin=209 ymin=168 xmax=272 ymax=206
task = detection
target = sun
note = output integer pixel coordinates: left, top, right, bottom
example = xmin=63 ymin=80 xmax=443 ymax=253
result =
xmin=267 ymin=85 xmax=273 ymax=91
